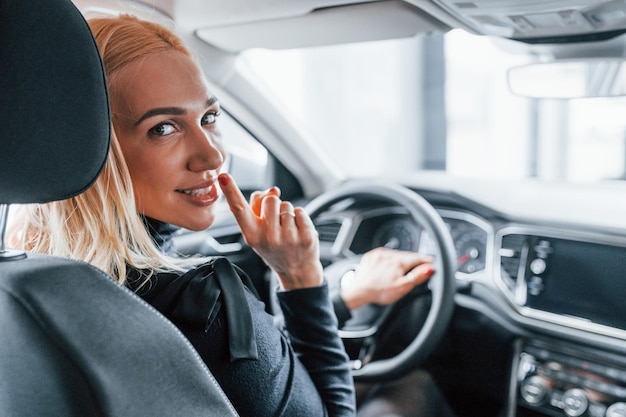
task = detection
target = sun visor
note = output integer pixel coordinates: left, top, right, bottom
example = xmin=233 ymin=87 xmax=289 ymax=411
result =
xmin=196 ymin=1 xmax=449 ymax=52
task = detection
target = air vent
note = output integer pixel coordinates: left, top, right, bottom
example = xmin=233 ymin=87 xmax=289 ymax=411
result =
xmin=315 ymin=221 xmax=343 ymax=243
xmin=498 ymin=233 xmax=527 ymax=292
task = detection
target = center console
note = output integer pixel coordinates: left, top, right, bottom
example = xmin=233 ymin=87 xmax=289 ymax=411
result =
xmin=514 ymin=340 xmax=626 ymax=417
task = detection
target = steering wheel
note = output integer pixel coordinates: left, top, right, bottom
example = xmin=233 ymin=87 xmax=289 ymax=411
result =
xmin=305 ymin=179 xmax=457 ymax=382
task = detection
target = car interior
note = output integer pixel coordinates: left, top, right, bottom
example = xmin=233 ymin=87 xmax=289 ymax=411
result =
xmin=3 ymin=1 xmax=626 ymax=417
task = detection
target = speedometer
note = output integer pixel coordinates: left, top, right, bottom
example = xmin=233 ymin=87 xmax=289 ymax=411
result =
xmin=371 ymin=218 xmax=421 ymax=252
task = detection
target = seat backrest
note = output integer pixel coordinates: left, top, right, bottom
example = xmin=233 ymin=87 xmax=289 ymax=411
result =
xmin=0 ymin=1 xmax=237 ymax=415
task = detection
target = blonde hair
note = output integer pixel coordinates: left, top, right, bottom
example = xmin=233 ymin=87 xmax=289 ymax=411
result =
xmin=8 ymin=15 xmax=200 ymax=283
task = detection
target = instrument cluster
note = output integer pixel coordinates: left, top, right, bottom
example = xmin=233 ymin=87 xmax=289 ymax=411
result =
xmin=366 ymin=209 xmax=492 ymax=276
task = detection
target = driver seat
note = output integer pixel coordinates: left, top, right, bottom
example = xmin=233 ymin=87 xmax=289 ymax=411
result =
xmin=0 ymin=1 xmax=237 ymax=415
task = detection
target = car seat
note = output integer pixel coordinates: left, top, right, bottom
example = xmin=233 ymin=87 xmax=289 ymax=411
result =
xmin=0 ymin=0 xmax=237 ymax=415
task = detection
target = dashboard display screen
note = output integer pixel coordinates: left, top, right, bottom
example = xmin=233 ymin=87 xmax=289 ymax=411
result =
xmin=525 ymin=237 xmax=626 ymax=330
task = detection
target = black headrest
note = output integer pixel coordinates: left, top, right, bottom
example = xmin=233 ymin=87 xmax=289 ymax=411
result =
xmin=0 ymin=0 xmax=110 ymax=204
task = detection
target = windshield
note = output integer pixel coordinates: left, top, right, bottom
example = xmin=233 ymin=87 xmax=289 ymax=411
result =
xmin=241 ymin=29 xmax=626 ymax=184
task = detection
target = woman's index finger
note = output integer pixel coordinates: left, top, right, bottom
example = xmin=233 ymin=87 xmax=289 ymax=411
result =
xmin=218 ymin=173 xmax=256 ymax=228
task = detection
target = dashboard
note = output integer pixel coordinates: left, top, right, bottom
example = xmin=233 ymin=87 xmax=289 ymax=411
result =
xmin=311 ymin=186 xmax=626 ymax=417
xmin=314 ymin=198 xmax=626 ymax=342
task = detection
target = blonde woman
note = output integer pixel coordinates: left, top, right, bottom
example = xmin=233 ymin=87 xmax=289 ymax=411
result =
xmin=10 ymin=15 xmax=355 ymax=417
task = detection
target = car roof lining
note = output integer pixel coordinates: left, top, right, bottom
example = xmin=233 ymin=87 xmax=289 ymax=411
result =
xmin=72 ymin=0 xmax=626 ymax=56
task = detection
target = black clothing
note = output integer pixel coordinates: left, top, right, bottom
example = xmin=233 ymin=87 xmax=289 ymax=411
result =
xmin=128 ymin=218 xmax=356 ymax=417
xmin=142 ymin=216 xmax=179 ymax=255
xmin=134 ymin=258 xmax=258 ymax=361
xmin=331 ymin=293 xmax=352 ymax=329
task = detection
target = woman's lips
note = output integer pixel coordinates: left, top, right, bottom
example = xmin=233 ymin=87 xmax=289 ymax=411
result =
xmin=178 ymin=185 xmax=213 ymax=196
xmin=176 ymin=183 xmax=218 ymax=205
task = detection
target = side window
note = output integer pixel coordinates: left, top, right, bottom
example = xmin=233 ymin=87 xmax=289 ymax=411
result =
xmin=220 ymin=110 xmax=271 ymax=193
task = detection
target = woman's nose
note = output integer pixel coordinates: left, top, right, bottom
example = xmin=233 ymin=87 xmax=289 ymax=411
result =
xmin=187 ymin=128 xmax=225 ymax=172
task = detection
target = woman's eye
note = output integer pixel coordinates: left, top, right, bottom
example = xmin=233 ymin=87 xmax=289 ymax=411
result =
xmin=202 ymin=111 xmax=221 ymax=125
xmin=149 ymin=123 xmax=176 ymax=136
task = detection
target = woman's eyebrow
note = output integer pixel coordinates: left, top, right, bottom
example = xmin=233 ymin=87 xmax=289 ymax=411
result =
xmin=134 ymin=107 xmax=186 ymax=126
xmin=133 ymin=97 xmax=219 ymax=127
xmin=208 ymin=95 xmax=219 ymax=107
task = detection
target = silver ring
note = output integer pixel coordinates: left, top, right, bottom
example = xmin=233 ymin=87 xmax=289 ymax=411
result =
xmin=279 ymin=211 xmax=295 ymax=217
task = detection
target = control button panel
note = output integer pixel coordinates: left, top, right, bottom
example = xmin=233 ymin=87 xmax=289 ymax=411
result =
xmin=517 ymin=342 xmax=626 ymax=417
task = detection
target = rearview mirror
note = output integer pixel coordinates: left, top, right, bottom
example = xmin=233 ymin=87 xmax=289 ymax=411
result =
xmin=507 ymin=58 xmax=626 ymax=99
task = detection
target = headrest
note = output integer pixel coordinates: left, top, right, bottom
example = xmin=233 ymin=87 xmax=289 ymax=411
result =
xmin=0 ymin=0 xmax=110 ymax=204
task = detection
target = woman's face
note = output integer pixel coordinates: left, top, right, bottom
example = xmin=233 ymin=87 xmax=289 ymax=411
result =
xmin=110 ymin=50 xmax=225 ymax=231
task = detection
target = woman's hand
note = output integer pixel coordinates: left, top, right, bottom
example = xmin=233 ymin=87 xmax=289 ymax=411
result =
xmin=218 ymin=173 xmax=323 ymax=290
xmin=341 ymin=247 xmax=434 ymax=311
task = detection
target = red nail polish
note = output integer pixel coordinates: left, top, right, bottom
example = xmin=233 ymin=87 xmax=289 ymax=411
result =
xmin=218 ymin=174 xmax=229 ymax=187
xmin=424 ymin=266 xmax=435 ymax=277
